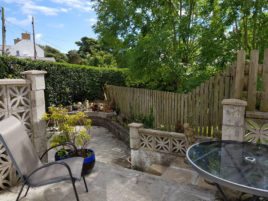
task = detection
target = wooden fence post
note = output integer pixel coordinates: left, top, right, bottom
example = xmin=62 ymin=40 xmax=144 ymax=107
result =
xmin=247 ymin=50 xmax=259 ymax=111
xmin=234 ymin=50 xmax=246 ymax=99
xmin=260 ymin=49 xmax=268 ymax=112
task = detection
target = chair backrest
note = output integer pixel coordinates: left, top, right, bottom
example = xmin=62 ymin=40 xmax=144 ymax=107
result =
xmin=0 ymin=116 xmax=42 ymax=179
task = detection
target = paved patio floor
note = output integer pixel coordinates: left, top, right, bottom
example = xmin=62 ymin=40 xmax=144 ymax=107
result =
xmin=0 ymin=162 xmax=216 ymax=201
xmin=87 ymin=126 xmax=131 ymax=168
xmin=0 ymin=126 xmax=216 ymax=201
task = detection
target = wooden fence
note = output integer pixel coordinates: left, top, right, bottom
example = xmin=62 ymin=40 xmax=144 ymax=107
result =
xmin=234 ymin=49 xmax=268 ymax=112
xmin=106 ymin=49 xmax=268 ymax=138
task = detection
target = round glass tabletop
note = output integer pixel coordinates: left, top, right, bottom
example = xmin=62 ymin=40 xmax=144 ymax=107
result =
xmin=186 ymin=141 xmax=268 ymax=198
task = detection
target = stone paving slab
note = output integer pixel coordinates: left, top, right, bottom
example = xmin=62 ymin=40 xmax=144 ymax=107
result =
xmin=0 ymin=162 xmax=216 ymax=201
xmin=163 ymin=157 xmax=217 ymax=191
xmin=87 ymin=126 xmax=131 ymax=168
xmin=47 ymin=126 xmax=131 ymax=167
xmin=0 ymin=127 xmax=217 ymax=201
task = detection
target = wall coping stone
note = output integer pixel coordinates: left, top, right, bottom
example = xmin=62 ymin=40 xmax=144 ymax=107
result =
xmin=246 ymin=111 xmax=268 ymax=120
xmin=21 ymin=70 xmax=47 ymax=75
xmin=128 ymin=123 xmax=144 ymax=128
xmin=0 ymin=79 xmax=30 ymax=85
xmin=139 ymin=128 xmax=185 ymax=138
xmin=222 ymin=99 xmax=247 ymax=106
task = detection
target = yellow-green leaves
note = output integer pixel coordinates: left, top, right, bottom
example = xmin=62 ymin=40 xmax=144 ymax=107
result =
xmin=44 ymin=106 xmax=92 ymax=149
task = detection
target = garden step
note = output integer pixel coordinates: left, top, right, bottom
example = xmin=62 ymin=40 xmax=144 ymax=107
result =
xmin=161 ymin=166 xmax=199 ymax=185
xmin=162 ymin=157 xmax=218 ymax=192
xmin=169 ymin=156 xmax=191 ymax=169
xmin=147 ymin=164 xmax=168 ymax=176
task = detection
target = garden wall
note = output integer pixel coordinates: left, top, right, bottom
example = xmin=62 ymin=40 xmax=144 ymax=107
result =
xmin=86 ymin=111 xmax=129 ymax=144
xmin=0 ymin=56 xmax=127 ymax=106
xmin=129 ymin=123 xmax=188 ymax=171
xmin=0 ymin=71 xmax=47 ymax=190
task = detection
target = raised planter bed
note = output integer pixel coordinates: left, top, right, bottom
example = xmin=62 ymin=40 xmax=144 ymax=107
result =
xmin=69 ymin=110 xmax=129 ymax=145
xmin=86 ymin=111 xmax=129 ymax=144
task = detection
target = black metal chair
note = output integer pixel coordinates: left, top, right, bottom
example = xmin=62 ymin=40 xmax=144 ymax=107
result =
xmin=0 ymin=116 xmax=88 ymax=201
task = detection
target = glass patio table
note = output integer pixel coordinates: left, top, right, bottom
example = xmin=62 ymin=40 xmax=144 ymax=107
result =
xmin=186 ymin=141 xmax=268 ymax=200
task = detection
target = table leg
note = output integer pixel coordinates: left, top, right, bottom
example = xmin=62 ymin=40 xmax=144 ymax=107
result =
xmin=215 ymin=183 xmax=229 ymax=201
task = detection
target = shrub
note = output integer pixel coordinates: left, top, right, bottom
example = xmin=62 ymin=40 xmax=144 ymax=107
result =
xmin=43 ymin=106 xmax=92 ymax=149
xmin=0 ymin=56 xmax=127 ymax=106
xmin=129 ymin=106 xmax=155 ymax=128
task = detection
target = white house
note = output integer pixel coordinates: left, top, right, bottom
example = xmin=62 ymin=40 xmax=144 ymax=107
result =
xmin=1 ymin=33 xmax=55 ymax=62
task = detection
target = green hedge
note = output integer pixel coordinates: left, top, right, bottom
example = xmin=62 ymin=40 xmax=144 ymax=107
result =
xmin=0 ymin=56 xmax=127 ymax=106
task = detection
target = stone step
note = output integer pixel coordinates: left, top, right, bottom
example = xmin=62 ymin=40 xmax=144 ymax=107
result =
xmin=147 ymin=164 xmax=168 ymax=176
xmin=169 ymin=156 xmax=191 ymax=169
xmin=161 ymin=157 xmax=218 ymax=192
xmin=162 ymin=165 xmax=199 ymax=184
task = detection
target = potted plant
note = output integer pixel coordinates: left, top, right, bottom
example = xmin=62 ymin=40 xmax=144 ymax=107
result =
xmin=43 ymin=106 xmax=95 ymax=175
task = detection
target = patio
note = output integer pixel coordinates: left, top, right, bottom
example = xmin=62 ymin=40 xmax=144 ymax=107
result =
xmin=0 ymin=126 xmax=217 ymax=201
xmin=1 ymin=161 xmax=216 ymax=201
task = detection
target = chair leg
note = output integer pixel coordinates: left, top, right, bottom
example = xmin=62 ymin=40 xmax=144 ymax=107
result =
xmin=16 ymin=182 xmax=26 ymax=201
xmin=83 ymin=176 xmax=88 ymax=192
xmin=71 ymin=179 xmax=80 ymax=201
xmin=23 ymin=185 xmax=30 ymax=198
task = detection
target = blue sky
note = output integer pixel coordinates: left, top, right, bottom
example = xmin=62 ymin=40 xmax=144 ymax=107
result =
xmin=1 ymin=0 xmax=97 ymax=53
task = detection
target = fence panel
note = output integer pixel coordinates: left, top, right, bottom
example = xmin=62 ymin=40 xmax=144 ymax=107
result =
xmin=260 ymin=49 xmax=268 ymax=111
xmin=106 ymin=49 xmax=267 ymax=137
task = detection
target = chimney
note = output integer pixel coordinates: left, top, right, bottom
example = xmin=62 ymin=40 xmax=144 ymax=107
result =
xmin=14 ymin=38 xmax=21 ymax=44
xmin=21 ymin=32 xmax=31 ymax=40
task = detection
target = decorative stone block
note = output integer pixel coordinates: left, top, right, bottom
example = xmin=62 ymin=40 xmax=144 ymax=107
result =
xmin=0 ymin=82 xmax=32 ymax=190
xmin=222 ymin=99 xmax=247 ymax=142
xmin=221 ymin=126 xmax=245 ymax=141
xmin=21 ymin=70 xmax=47 ymax=90
xmin=129 ymin=123 xmax=143 ymax=150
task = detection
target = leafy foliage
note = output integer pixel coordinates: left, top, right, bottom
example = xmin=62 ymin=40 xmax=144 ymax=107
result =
xmin=67 ymin=50 xmax=83 ymax=64
xmin=129 ymin=106 xmax=154 ymax=128
xmin=0 ymin=56 xmax=127 ymax=106
xmin=43 ymin=106 xmax=92 ymax=149
xmin=41 ymin=45 xmax=68 ymax=63
xmin=93 ymin=0 xmax=268 ymax=91
xmin=74 ymin=37 xmax=117 ymax=67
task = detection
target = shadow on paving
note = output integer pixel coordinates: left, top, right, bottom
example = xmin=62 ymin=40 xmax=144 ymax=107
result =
xmin=0 ymin=162 xmax=216 ymax=201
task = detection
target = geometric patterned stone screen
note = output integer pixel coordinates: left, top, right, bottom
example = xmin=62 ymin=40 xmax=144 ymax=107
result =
xmin=245 ymin=119 xmax=268 ymax=145
xmin=139 ymin=129 xmax=188 ymax=156
xmin=0 ymin=81 xmax=32 ymax=189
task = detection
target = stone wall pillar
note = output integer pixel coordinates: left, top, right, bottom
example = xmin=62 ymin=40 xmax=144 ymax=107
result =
xmin=129 ymin=123 xmax=143 ymax=150
xmin=222 ymin=99 xmax=247 ymax=141
xmin=129 ymin=123 xmax=143 ymax=168
xmin=21 ymin=70 xmax=47 ymax=160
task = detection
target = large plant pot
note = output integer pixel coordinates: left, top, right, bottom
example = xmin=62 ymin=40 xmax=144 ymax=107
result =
xmin=55 ymin=148 xmax=95 ymax=175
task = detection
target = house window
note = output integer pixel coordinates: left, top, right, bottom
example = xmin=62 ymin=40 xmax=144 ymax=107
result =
xmin=16 ymin=50 xmax=20 ymax=56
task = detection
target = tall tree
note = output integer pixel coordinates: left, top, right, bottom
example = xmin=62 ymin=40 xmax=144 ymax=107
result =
xmin=42 ymin=45 xmax=67 ymax=63
xmin=67 ymin=50 xmax=83 ymax=64
xmin=93 ymin=0 xmax=268 ymax=91
xmin=75 ymin=37 xmax=117 ymax=67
